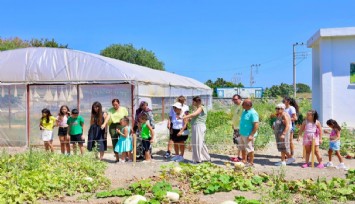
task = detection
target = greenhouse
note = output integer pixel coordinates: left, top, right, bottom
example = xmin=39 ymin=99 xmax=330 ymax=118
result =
xmin=0 ymin=48 xmax=212 ymax=147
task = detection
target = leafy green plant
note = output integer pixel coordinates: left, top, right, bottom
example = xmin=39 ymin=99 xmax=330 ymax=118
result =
xmin=235 ymin=196 xmax=261 ymax=204
xmin=96 ymin=188 xmax=132 ymax=198
xmin=0 ymin=149 xmax=110 ymax=203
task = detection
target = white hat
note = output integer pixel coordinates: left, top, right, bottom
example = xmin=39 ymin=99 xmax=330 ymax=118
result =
xmin=276 ymin=103 xmax=285 ymax=109
xmin=172 ymin=102 xmax=183 ymax=109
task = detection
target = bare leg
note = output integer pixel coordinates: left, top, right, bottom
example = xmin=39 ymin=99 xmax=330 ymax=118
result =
xmin=59 ymin=137 xmax=65 ymax=154
xmin=114 ymin=153 xmax=119 ymax=162
xmin=328 ymin=149 xmax=333 ymax=162
xmin=72 ymin=143 xmax=77 ymax=155
xmin=178 ymin=141 xmax=185 ymax=156
xmin=281 ymin=152 xmax=286 ymax=161
xmin=290 ymin=132 xmax=295 ymax=156
xmin=248 ymin=152 xmax=254 ymax=165
xmin=145 ymin=151 xmax=151 ymax=161
xmin=314 ymin=146 xmax=323 ymax=164
xmin=242 ymin=150 xmax=247 ymax=163
xmin=44 ymin=142 xmax=49 ymax=151
xmin=167 ymin=139 xmax=173 ymax=152
xmin=65 ymin=137 xmax=71 ymax=154
xmin=78 ymin=143 xmax=84 ymax=155
xmin=173 ymin=143 xmax=179 ymax=156
xmin=49 ymin=141 xmax=54 ymax=152
xmin=335 ymin=151 xmax=343 ymax=163
xmin=305 ymin=145 xmax=311 ymax=163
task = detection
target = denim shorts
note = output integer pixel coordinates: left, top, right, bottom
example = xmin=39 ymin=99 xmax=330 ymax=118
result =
xmin=329 ymin=140 xmax=340 ymax=151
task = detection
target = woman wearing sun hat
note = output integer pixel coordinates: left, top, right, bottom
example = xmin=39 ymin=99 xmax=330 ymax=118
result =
xmin=273 ymin=103 xmax=294 ymax=166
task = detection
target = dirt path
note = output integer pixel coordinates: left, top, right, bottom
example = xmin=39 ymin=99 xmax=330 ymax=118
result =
xmin=38 ymin=140 xmax=354 ymax=203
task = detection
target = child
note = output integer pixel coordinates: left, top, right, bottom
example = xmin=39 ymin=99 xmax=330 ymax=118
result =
xmin=57 ymin=105 xmax=70 ymax=155
xmin=40 ymin=108 xmax=56 ymax=152
xmin=67 ymin=109 xmax=85 ymax=155
xmin=170 ymin=102 xmax=189 ymax=162
xmin=138 ymin=114 xmax=155 ymax=162
xmin=325 ymin=119 xmax=348 ymax=170
xmin=115 ymin=116 xmax=133 ymax=163
xmin=298 ymin=110 xmax=324 ymax=168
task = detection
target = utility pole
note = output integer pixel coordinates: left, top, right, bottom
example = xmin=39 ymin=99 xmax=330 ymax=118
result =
xmin=293 ymin=42 xmax=304 ymax=98
xmin=250 ymin=64 xmax=260 ymax=87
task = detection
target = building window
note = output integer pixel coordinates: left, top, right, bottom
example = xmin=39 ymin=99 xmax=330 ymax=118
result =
xmin=351 ymin=63 xmax=355 ymax=84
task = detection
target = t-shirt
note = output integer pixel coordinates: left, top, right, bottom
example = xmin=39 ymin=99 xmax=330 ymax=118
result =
xmin=67 ymin=115 xmax=84 ymax=135
xmin=240 ymin=108 xmax=259 ymax=137
xmin=140 ymin=123 xmax=151 ymax=140
xmin=40 ymin=116 xmax=57 ymax=130
xmin=57 ymin=115 xmax=68 ymax=127
xmin=285 ymin=106 xmax=296 ymax=126
xmin=191 ymin=106 xmax=207 ymax=125
xmin=108 ymin=107 xmax=128 ymax=125
xmin=231 ymin=104 xmax=243 ymax=129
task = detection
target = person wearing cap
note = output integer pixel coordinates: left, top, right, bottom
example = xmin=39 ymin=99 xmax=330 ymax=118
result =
xmin=170 ymin=102 xmax=189 ymax=162
xmin=273 ymin=103 xmax=295 ymax=166
xmin=165 ymin=96 xmax=189 ymax=159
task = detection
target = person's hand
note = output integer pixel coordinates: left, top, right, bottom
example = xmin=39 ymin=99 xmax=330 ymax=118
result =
xmin=101 ymin=124 xmax=105 ymax=130
xmin=66 ymin=135 xmax=70 ymax=141
xmin=248 ymin=135 xmax=254 ymax=141
xmin=150 ymin=138 xmax=154 ymax=143
xmin=177 ymin=132 xmax=182 ymax=136
xmin=81 ymin=135 xmax=85 ymax=141
xmin=167 ymin=123 xmax=170 ymax=129
xmin=116 ymin=129 xmax=121 ymax=134
xmin=280 ymin=134 xmax=285 ymax=139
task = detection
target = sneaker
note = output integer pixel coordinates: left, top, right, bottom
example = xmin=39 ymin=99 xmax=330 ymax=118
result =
xmin=164 ymin=152 xmax=171 ymax=159
xmin=176 ymin=156 xmax=184 ymax=162
xmin=275 ymin=161 xmax=286 ymax=166
xmin=336 ymin=163 xmax=348 ymax=170
xmin=171 ymin=155 xmax=180 ymax=161
xmin=301 ymin=163 xmax=309 ymax=168
xmin=286 ymin=157 xmax=296 ymax=164
xmin=325 ymin=162 xmax=334 ymax=167
xmin=317 ymin=163 xmax=324 ymax=169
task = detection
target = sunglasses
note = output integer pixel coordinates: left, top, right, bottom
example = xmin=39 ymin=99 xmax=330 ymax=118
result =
xmin=232 ymin=98 xmax=240 ymax=101
xmin=275 ymin=108 xmax=282 ymax=110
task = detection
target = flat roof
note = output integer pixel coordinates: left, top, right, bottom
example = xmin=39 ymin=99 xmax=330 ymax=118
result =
xmin=307 ymin=27 xmax=355 ymax=47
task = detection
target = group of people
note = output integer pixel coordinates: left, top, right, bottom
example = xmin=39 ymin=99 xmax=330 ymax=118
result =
xmin=38 ymin=95 xmax=211 ymax=164
xmin=230 ymin=94 xmax=348 ymax=169
xmin=39 ymin=99 xmax=145 ymax=163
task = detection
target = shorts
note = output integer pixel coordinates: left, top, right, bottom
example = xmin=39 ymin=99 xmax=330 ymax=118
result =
xmin=291 ymin=123 xmax=296 ymax=133
xmin=41 ymin=130 xmax=53 ymax=141
xmin=142 ymin=139 xmax=151 ymax=152
xmin=329 ymin=140 xmax=340 ymax=151
xmin=233 ymin=129 xmax=240 ymax=144
xmin=303 ymin=133 xmax=319 ymax=146
xmin=70 ymin=134 xmax=85 ymax=144
xmin=171 ymin=129 xmax=188 ymax=142
xmin=58 ymin=127 xmax=68 ymax=136
xmin=237 ymin=136 xmax=255 ymax=153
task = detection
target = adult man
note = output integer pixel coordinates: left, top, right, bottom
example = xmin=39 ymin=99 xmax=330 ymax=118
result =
xmin=239 ymin=99 xmax=259 ymax=166
xmin=230 ymin=94 xmax=243 ymax=162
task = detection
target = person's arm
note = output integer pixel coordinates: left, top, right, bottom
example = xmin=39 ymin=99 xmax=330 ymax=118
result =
xmin=147 ymin=124 xmax=155 ymax=142
xmin=282 ymin=113 xmax=291 ymax=134
xmin=335 ymin=130 xmax=341 ymax=141
xmin=81 ymin=122 xmax=85 ymax=140
xmin=298 ymin=121 xmax=306 ymax=136
xmin=316 ymin=121 xmax=322 ymax=143
xmin=118 ymin=127 xmax=128 ymax=138
xmin=248 ymin=122 xmax=259 ymax=140
xmin=101 ymin=112 xmax=109 ymax=129
xmin=148 ymin=111 xmax=155 ymax=129
xmin=291 ymin=113 xmax=298 ymax=122
xmin=183 ymin=107 xmax=203 ymax=119
xmin=178 ymin=117 xmax=189 ymax=136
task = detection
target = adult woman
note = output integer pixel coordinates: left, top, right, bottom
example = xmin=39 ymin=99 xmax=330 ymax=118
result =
xmin=283 ymin=96 xmax=299 ymax=158
xmin=183 ymin=96 xmax=210 ymax=163
xmin=133 ymin=101 xmax=155 ymax=133
xmin=107 ymin=99 xmax=129 ymax=162
xmin=273 ymin=103 xmax=293 ymax=166
xmin=87 ymin=101 xmax=108 ymax=160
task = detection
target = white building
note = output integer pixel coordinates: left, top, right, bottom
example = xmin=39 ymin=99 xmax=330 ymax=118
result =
xmin=307 ymin=27 xmax=355 ymax=127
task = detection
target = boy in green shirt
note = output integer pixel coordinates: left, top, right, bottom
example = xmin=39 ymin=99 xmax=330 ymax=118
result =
xmin=67 ymin=109 xmax=85 ymax=155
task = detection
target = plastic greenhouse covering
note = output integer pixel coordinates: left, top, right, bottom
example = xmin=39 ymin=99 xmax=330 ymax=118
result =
xmin=0 ymin=48 xmax=212 ymax=147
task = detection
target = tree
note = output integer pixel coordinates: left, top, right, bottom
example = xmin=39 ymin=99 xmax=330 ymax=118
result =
xmin=205 ymin=78 xmax=244 ymax=97
xmin=100 ymin=44 xmax=165 ymax=71
xmin=296 ymin=83 xmax=311 ymax=93
xmin=0 ymin=37 xmax=68 ymax=51
xmin=263 ymin=83 xmax=294 ymax=98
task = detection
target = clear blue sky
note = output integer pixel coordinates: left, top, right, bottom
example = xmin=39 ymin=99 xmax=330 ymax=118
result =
xmin=1 ymin=0 xmax=355 ymax=88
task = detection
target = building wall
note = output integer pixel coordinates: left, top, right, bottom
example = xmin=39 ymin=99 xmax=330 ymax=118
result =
xmin=319 ymin=37 xmax=355 ymax=127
